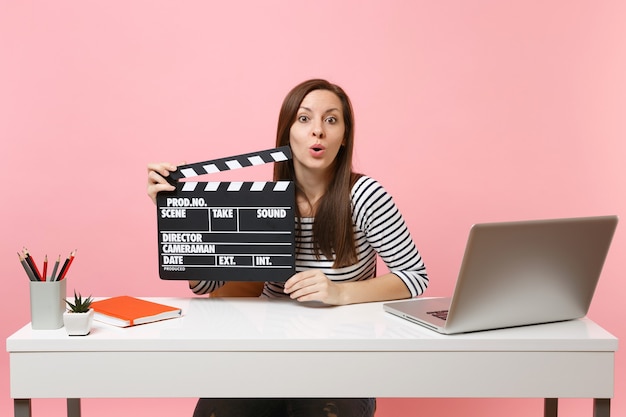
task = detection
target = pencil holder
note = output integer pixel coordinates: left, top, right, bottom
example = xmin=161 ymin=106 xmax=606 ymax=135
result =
xmin=29 ymin=279 xmax=67 ymax=330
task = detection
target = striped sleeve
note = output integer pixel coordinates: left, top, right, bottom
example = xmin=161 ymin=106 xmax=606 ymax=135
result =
xmin=351 ymin=176 xmax=429 ymax=297
xmin=189 ymin=280 xmax=224 ymax=295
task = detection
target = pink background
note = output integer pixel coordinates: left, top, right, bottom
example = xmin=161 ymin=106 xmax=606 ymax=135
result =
xmin=2 ymin=1 xmax=625 ymax=416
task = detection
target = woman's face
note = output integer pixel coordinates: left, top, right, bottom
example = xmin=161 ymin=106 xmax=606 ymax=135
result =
xmin=289 ymin=89 xmax=345 ymax=179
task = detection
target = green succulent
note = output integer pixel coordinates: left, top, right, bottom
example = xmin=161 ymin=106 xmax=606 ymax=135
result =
xmin=65 ymin=290 xmax=93 ymax=313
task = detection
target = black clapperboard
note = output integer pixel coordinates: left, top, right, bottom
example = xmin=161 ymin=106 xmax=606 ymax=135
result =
xmin=157 ymin=146 xmax=295 ymax=282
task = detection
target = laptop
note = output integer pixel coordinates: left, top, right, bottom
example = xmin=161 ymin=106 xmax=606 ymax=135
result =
xmin=383 ymin=215 xmax=618 ymax=334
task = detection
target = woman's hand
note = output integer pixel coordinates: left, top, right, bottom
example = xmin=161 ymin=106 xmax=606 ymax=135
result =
xmin=283 ymin=270 xmax=345 ymax=305
xmin=146 ymin=162 xmax=177 ymax=204
xmin=285 ymin=270 xmax=412 ymax=305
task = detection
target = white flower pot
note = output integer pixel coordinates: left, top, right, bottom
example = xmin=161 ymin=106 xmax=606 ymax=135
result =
xmin=63 ymin=309 xmax=94 ymax=336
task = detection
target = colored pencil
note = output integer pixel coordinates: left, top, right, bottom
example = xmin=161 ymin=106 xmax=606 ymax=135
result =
xmin=18 ymin=252 xmax=38 ymax=282
xmin=23 ymin=248 xmax=43 ymax=281
xmin=50 ymin=255 xmax=60 ymax=282
xmin=56 ymin=254 xmax=71 ymax=281
xmin=42 ymin=255 xmax=48 ymax=282
xmin=59 ymin=250 xmax=77 ymax=280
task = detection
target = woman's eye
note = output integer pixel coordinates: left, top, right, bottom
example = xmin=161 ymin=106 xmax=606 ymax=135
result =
xmin=326 ymin=116 xmax=337 ymax=124
xmin=298 ymin=115 xmax=309 ymax=123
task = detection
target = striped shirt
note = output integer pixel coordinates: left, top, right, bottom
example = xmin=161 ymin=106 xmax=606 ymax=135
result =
xmin=190 ymin=175 xmax=428 ymax=298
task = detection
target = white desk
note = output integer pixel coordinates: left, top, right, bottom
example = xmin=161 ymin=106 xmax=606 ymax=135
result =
xmin=7 ymin=297 xmax=618 ymax=417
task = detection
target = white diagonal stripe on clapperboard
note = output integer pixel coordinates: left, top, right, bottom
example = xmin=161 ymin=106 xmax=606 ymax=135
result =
xmin=250 ymin=182 xmax=267 ymax=191
xmin=202 ymin=164 xmax=220 ymax=174
xmin=273 ymin=182 xmax=290 ymax=191
xmin=182 ymin=182 xmax=198 ymax=192
xmin=227 ymin=182 xmax=244 ymax=192
xmin=270 ymin=151 xmax=288 ymax=162
xmin=204 ymin=182 xmax=220 ymax=192
xmin=181 ymin=168 xmax=199 ymax=178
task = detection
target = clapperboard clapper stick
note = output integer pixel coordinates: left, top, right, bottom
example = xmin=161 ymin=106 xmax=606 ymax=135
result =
xmin=156 ymin=147 xmax=296 ymax=282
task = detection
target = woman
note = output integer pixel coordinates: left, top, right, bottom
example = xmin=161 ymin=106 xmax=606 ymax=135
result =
xmin=147 ymin=79 xmax=428 ymax=417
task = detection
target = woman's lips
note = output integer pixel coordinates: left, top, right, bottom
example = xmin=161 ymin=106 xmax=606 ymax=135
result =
xmin=309 ymin=145 xmax=326 ymax=157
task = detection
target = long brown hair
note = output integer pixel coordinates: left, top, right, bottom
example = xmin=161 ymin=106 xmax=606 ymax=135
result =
xmin=273 ymin=79 xmax=360 ymax=268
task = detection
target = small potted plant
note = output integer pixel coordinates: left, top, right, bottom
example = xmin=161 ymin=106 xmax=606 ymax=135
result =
xmin=63 ymin=290 xmax=94 ymax=336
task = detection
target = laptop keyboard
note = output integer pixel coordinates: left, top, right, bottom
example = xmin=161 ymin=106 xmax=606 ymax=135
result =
xmin=427 ymin=310 xmax=449 ymax=321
